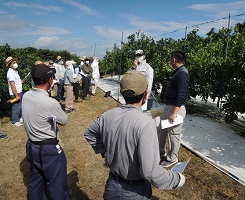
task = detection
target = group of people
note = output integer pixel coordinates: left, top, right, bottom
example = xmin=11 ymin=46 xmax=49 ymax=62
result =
xmin=2 ymin=49 xmax=190 ymax=200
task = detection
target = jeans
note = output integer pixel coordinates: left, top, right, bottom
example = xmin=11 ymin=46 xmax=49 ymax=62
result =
xmin=103 ymin=173 xmax=152 ymax=200
xmin=10 ymin=92 xmax=23 ymax=124
xmin=57 ymin=79 xmax=64 ymax=100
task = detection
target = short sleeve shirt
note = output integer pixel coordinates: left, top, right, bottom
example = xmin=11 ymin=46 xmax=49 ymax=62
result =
xmin=7 ymin=68 xmax=22 ymax=95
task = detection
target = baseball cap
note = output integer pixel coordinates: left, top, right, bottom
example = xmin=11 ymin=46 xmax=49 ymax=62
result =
xmin=31 ymin=64 xmax=54 ymax=85
xmin=120 ymin=71 xmax=148 ymax=97
xmin=135 ymin=49 xmax=143 ymax=56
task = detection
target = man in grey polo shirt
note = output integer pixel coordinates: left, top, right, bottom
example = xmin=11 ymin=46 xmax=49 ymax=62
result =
xmin=22 ymin=64 xmax=69 ymax=200
xmin=84 ymin=71 xmax=185 ymax=199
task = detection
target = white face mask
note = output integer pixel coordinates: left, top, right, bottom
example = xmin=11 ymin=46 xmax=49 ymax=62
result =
xmin=80 ymin=61 xmax=84 ymax=66
xmin=60 ymin=60 xmax=64 ymax=65
xmin=13 ymin=63 xmax=18 ymax=69
xmin=136 ymin=56 xmax=143 ymax=63
xmin=85 ymin=61 xmax=89 ymax=64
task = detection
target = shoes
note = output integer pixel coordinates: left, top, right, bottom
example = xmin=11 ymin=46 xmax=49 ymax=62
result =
xmin=12 ymin=122 xmax=23 ymax=127
xmin=19 ymin=117 xmax=23 ymax=123
xmin=0 ymin=134 xmax=8 ymax=139
xmin=65 ymin=108 xmax=76 ymax=114
xmin=74 ymin=99 xmax=82 ymax=103
xmin=91 ymin=93 xmax=96 ymax=96
xmin=83 ymin=96 xmax=90 ymax=100
xmin=161 ymin=159 xmax=178 ymax=168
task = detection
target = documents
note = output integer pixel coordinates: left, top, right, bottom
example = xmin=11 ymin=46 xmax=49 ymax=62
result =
xmin=161 ymin=115 xmax=183 ymax=129
xmin=171 ymin=158 xmax=191 ymax=173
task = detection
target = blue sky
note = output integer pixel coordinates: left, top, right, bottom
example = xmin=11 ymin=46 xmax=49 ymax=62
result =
xmin=0 ymin=0 xmax=245 ymax=59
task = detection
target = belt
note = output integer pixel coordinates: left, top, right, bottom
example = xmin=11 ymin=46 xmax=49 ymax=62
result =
xmin=28 ymin=138 xmax=59 ymax=145
xmin=110 ymin=172 xmax=145 ymax=185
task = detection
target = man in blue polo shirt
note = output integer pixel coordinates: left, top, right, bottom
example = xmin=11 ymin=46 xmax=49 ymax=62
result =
xmin=157 ymin=50 xmax=190 ymax=167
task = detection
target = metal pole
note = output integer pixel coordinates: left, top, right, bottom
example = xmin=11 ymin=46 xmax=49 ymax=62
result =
xmin=117 ymin=31 xmax=123 ymax=104
xmin=93 ymin=43 xmax=96 ymax=57
xmin=225 ymin=13 xmax=231 ymax=59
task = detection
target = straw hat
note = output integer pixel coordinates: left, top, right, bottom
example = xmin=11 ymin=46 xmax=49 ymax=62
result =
xmin=5 ymin=56 xmax=16 ymax=67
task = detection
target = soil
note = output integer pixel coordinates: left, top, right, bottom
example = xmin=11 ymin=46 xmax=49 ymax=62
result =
xmin=0 ymin=88 xmax=244 ymax=200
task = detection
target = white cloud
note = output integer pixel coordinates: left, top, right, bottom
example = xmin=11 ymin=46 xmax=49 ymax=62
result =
xmin=0 ymin=15 xmax=29 ymax=31
xmin=4 ymin=2 xmax=64 ymax=12
xmin=32 ymin=36 xmax=60 ymax=48
xmin=28 ymin=26 xmax=71 ymax=36
xmin=31 ymin=36 xmax=92 ymax=57
xmin=61 ymin=0 xmax=97 ymax=15
xmin=186 ymin=1 xmax=245 ymax=18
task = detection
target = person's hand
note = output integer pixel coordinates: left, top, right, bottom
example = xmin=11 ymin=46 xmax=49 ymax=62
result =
xmin=22 ymin=79 xmax=26 ymax=84
xmin=133 ymin=59 xmax=138 ymax=67
xmin=15 ymin=95 xmax=20 ymax=101
xmin=169 ymin=113 xmax=177 ymax=122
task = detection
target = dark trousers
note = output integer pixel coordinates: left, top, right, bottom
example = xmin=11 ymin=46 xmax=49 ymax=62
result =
xmin=73 ymin=82 xmax=80 ymax=100
xmin=26 ymin=140 xmax=69 ymax=200
xmin=82 ymin=76 xmax=91 ymax=98
xmin=10 ymin=92 xmax=23 ymax=124
xmin=57 ymin=79 xmax=64 ymax=101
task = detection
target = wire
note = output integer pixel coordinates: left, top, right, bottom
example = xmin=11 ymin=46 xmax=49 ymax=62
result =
xmin=152 ymin=13 xmax=245 ymax=39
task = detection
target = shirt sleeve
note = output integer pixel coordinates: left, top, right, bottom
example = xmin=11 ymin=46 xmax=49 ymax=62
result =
xmin=84 ymin=117 xmax=106 ymax=154
xmin=137 ymin=120 xmax=181 ymax=189
xmin=50 ymin=100 xmax=68 ymax=125
xmin=175 ymin=72 xmax=189 ymax=107
xmin=146 ymin=64 xmax=154 ymax=96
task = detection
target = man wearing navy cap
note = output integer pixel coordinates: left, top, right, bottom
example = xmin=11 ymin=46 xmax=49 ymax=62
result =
xmin=22 ymin=64 xmax=69 ymax=200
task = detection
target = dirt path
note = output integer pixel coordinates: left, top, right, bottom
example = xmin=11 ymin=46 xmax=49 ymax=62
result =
xmin=0 ymin=88 xmax=244 ymax=200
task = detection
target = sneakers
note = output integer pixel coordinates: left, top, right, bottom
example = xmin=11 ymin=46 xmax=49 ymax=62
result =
xmin=0 ymin=134 xmax=8 ymax=139
xmin=161 ymin=159 xmax=178 ymax=168
xmin=19 ymin=117 xmax=23 ymax=123
xmin=12 ymin=122 xmax=23 ymax=127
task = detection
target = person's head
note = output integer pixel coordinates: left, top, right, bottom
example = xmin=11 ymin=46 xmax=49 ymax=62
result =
xmin=31 ymin=64 xmax=54 ymax=90
xmin=5 ymin=56 xmax=18 ymax=69
xmin=169 ymin=50 xmax=186 ymax=69
xmin=49 ymin=60 xmax=54 ymax=66
xmin=135 ymin=49 xmax=145 ymax=64
xmin=120 ymin=71 xmax=148 ymax=105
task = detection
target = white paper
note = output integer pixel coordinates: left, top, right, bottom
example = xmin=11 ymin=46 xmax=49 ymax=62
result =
xmin=171 ymin=158 xmax=191 ymax=173
xmin=161 ymin=115 xmax=183 ymax=129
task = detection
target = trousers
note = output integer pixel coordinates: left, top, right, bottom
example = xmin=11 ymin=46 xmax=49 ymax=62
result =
xmin=103 ymin=172 xmax=152 ymax=200
xmin=157 ymin=105 xmax=186 ymax=161
xmin=10 ymin=92 xmax=23 ymax=124
xmin=26 ymin=140 xmax=69 ymax=200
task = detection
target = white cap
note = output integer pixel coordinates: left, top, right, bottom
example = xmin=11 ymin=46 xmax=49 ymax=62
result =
xmin=135 ymin=49 xmax=143 ymax=55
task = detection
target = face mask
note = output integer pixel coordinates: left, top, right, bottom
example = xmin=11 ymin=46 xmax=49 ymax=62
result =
xmin=60 ymin=60 xmax=64 ymax=65
xmin=80 ymin=61 xmax=84 ymax=66
xmin=85 ymin=61 xmax=89 ymax=64
xmin=136 ymin=56 xmax=143 ymax=63
xmin=13 ymin=63 xmax=18 ymax=69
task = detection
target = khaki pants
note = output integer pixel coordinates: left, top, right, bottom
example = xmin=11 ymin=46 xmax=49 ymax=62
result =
xmin=64 ymin=85 xmax=74 ymax=111
xmin=157 ymin=105 xmax=186 ymax=161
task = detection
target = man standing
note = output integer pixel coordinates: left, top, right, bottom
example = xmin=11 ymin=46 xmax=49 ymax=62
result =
xmin=6 ymin=56 xmax=24 ymax=127
xmin=22 ymin=64 xmax=69 ymax=200
xmin=80 ymin=57 xmax=93 ymax=100
xmin=131 ymin=49 xmax=154 ymax=111
xmin=84 ymin=71 xmax=185 ymax=199
xmin=157 ymin=50 xmax=190 ymax=167
xmin=54 ymin=55 xmax=65 ymax=101
xmin=91 ymin=57 xmax=100 ymax=95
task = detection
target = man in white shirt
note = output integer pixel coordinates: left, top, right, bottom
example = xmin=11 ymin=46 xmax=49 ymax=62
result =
xmin=91 ymin=57 xmax=100 ymax=95
xmin=6 ymin=56 xmax=24 ymax=127
xmin=131 ymin=49 xmax=154 ymax=111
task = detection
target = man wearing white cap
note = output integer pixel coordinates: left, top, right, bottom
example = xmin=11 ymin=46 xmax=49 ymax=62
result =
xmin=91 ymin=57 xmax=100 ymax=95
xmin=6 ymin=56 xmax=24 ymax=127
xmin=85 ymin=71 xmax=185 ymax=199
xmin=131 ymin=49 xmax=154 ymax=111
